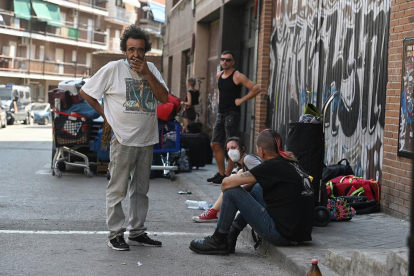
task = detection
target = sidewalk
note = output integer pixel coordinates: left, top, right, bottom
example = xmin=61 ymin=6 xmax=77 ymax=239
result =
xmin=176 ymin=163 xmax=410 ymax=276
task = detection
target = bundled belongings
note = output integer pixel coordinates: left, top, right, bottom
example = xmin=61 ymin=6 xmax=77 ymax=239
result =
xmin=157 ymin=93 xmax=181 ymax=122
xmin=327 ymin=197 xmax=356 ymax=221
xmin=326 ymin=175 xmax=381 ymax=214
xmin=48 ymin=88 xmax=72 ymax=109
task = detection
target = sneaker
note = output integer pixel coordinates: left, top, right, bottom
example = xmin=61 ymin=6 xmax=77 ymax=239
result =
xmin=189 ymin=235 xmax=229 ymax=255
xmin=207 ymin=172 xmax=220 ymax=182
xmin=108 ymin=236 xmax=130 ymax=251
xmin=192 ymin=208 xmax=219 ymax=223
xmin=127 ymin=233 xmax=162 ymax=247
xmin=211 ymin=173 xmax=226 ymax=185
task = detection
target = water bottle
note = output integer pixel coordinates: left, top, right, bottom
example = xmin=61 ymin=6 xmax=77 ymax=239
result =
xmin=185 ymin=200 xmax=210 ymax=210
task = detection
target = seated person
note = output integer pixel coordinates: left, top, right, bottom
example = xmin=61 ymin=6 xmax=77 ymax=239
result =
xmin=192 ymin=136 xmax=261 ymax=223
xmin=189 ymin=129 xmax=314 ymax=255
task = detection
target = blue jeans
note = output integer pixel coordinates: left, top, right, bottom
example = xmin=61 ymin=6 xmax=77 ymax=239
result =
xmin=217 ymin=185 xmax=292 ymax=246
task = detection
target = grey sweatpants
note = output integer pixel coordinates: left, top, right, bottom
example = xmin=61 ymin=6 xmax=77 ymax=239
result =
xmin=106 ymin=136 xmax=153 ymax=240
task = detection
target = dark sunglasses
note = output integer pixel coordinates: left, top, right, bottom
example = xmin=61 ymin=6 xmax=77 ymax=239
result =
xmin=220 ymin=58 xmax=234 ymax=62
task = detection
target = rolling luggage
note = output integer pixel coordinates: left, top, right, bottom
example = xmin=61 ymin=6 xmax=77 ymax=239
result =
xmin=181 ymin=132 xmax=207 ymax=169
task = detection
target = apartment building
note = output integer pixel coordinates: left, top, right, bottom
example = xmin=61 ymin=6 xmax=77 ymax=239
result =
xmin=0 ymin=0 xmax=164 ymax=102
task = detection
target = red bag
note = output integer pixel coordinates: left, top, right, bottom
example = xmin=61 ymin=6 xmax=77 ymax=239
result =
xmin=326 ymin=175 xmax=381 ymax=202
xmin=157 ymin=94 xmax=181 ymax=122
xmin=48 ymin=88 xmax=72 ymax=109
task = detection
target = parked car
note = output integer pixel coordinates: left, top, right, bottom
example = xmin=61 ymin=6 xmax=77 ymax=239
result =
xmin=32 ymin=103 xmax=52 ymax=125
xmin=0 ymin=106 xmax=6 ymax=128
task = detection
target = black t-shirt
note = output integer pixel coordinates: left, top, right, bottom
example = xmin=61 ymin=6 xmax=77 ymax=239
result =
xmin=186 ymin=89 xmax=199 ymax=106
xmin=249 ymin=157 xmax=314 ymax=242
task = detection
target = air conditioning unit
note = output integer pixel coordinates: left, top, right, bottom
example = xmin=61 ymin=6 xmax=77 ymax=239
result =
xmin=18 ymin=37 xmax=30 ymax=45
xmin=68 ymin=9 xmax=78 ymax=17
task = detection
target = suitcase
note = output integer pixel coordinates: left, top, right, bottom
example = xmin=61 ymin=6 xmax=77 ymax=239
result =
xmin=181 ymin=132 xmax=207 ymax=169
xmin=48 ymin=88 xmax=72 ymax=109
xmin=58 ymin=78 xmax=88 ymax=104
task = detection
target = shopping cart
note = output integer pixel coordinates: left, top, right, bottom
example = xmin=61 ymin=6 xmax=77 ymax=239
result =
xmin=151 ymin=121 xmax=181 ymax=180
xmin=51 ymin=109 xmax=93 ymax=178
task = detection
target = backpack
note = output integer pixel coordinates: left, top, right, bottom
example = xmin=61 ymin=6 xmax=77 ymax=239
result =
xmin=157 ymin=93 xmax=181 ymax=122
xmin=325 ymin=175 xmax=381 ymax=202
xmin=322 ymin=158 xmax=354 ymax=182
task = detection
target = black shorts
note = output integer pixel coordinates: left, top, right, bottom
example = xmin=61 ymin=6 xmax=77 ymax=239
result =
xmin=182 ymin=108 xmax=196 ymax=120
xmin=211 ymin=111 xmax=241 ymax=145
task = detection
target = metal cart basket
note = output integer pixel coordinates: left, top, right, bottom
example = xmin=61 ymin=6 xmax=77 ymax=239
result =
xmin=151 ymin=121 xmax=181 ymax=180
xmin=51 ymin=109 xmax=93 ymax=178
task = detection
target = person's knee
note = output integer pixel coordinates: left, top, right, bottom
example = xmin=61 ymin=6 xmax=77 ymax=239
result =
xmin=211 ymin=142 xmax=222 ymax=151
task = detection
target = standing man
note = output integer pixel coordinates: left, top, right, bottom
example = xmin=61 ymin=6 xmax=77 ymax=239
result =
xmin=80 ymin=25 xmax=168 ymax=251
xmin=207 ymin=51 xmax=261 ymax=184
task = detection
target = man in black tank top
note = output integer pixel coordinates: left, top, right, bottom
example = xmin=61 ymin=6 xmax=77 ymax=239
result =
xmin=208 ymin=51 xmax=261 ymax=184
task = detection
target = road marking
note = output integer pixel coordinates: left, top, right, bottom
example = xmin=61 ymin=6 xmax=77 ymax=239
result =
xmin=44 ymin=163 xmax=51 ymax=168
xmin=0 ymin=230 xmax=210 ymax=236
xmin=35 ymin=169 xmax=52 ymax=175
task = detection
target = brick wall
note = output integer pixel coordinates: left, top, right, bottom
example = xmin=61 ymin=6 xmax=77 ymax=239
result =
xmin=382 ymin=0 xmax=414 ymax=220
xmin=254 ymin=0 xmax=273 ymax=151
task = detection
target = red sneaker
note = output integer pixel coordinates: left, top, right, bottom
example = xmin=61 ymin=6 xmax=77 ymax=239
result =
xmin=192 ymin=208 xmax=219 ymax=223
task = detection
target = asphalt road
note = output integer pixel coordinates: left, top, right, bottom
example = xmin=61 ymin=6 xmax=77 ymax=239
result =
xmin=0 ymin=124 xmax=290 ymax=276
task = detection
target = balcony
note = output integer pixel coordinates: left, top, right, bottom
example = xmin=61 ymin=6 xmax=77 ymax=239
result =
xmin=44 ymin=0 xmax=108 ymax=16
xmin=65 ymin=0 xmax=107 ymax=11
xmin=139 ymin=18 xmax=161 ymax=35
xmin=0 ymin=10 xmax=107 ymax=50
xmin=0 ymin=55 xmax=91 ymax=80
xmin=106 ymin=6 xmax=136 ymax=26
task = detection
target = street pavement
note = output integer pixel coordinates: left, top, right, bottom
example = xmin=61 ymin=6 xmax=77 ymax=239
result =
xmin=180 ymin=161 xmax=410 ymax=276
xmin=0 ymin=124 xmax=291 ymax=276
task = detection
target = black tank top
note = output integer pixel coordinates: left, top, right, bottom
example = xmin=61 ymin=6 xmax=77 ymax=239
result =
xmin=218 ymin=70 xmax=242 ymax=113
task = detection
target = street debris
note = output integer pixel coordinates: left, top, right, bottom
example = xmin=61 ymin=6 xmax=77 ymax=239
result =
xmin=178 ymin=190 xmax=192 ymax=194
xmin=137 ymin=262 xmax=143 ymax=266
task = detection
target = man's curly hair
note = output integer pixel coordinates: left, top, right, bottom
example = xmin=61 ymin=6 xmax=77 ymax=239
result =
xmin=120 ymin=25 xmax=152 ymax=53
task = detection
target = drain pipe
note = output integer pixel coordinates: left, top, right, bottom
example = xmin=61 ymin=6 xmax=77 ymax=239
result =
xmin=249 ymin=0 xmax=261 ymax=152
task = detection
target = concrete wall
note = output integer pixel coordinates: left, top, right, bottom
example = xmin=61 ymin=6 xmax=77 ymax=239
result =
xmin=163 ymin=0 xmax=195 ymax=98
xmin=382 ymin=0 xmax=414 ymax=220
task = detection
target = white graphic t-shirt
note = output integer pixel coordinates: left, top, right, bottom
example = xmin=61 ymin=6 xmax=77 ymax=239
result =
xmin=82 ymin=60 xmax=168 ymax=147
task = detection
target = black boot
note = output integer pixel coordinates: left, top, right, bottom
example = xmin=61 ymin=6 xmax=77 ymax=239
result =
xmin=227 ymin=225 xmax=241 ymax=253
xmin=189 ymin=230 xmax=229 ymax=255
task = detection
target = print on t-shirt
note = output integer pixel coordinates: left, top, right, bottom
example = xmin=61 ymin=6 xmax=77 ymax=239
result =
xmin=123 ymin=78 xmax=156 ymax=112
xmin=290 ymin=162 xmax=314 ymax=197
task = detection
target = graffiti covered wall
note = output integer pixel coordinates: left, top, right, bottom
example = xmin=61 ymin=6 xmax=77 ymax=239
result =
xmin=268 ymin=0 xmax=391 ymax=180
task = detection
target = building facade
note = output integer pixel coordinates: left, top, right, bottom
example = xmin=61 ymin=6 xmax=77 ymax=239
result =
xmin=0 ymin=0 xmax=164 ymax=103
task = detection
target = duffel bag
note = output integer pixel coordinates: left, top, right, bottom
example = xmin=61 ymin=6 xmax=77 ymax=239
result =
xmin=326 ymin=175 xmax=381 ymax=202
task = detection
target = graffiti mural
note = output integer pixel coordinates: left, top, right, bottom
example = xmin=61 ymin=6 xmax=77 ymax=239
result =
xmin=268 ymin=0 xmax=390 ymax=180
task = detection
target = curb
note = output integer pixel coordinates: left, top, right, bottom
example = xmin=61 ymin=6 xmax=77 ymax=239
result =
xmin=240 ymin=226 xmax=339 ymax=276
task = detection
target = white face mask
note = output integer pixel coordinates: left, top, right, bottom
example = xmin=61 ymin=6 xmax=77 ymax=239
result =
xmin=228 ymin=149 xmax=241 ymax=162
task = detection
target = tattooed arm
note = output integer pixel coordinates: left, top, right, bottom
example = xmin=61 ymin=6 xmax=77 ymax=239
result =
xmin=221 ymin=171 xmax=257 ymax=192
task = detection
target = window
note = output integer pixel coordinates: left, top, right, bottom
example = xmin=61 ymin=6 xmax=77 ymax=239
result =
xmin=25 ymin=91 xmax=30 ymax=99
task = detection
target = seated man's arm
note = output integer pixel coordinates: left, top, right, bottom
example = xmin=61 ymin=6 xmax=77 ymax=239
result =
xmin=222 ymin=171 xmax=257 ymax=192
